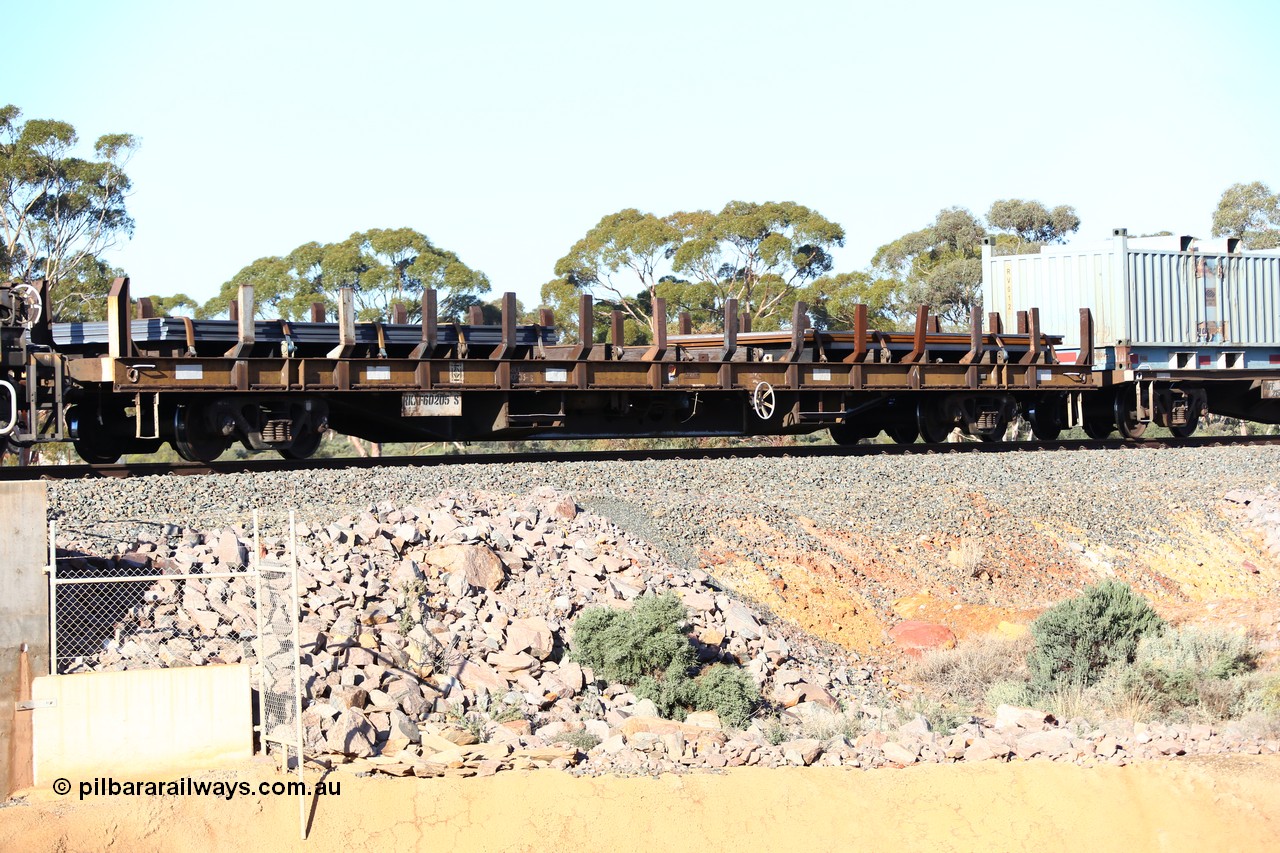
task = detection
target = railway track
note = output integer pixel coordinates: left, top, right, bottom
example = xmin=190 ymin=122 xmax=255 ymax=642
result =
xmin=3 ymin=434 xmax=1279 ymax=481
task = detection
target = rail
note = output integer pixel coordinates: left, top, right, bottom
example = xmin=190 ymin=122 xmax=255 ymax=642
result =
xmin=3 ymin=434 xmax=1278 ymax=481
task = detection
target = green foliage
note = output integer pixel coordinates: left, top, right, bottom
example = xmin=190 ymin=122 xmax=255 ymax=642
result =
xmin=984 ymin=680 xmax=1033 ymax=711
xmin=1246 ymin=677 xmax=1280 ymax=714
xmin=571 ymin=593 xmax=759 ymax=728
xmin=1212 ymin=181 xmax=1280 ymax=249
xmin=551 ymin=200 xmax=845 ymax=336
xmin=986 ymin=199 xmax=1080 ymax=250
xmin=635 ymin=667 xmax=698 ymax=721
xmin=558 ymin=729 xmax=601 ymax=752
xmin=571 ymin=593 xmax=696 ymax=686
xmin=802 ymin=271 xmax=900 ymax=330
xmin=0 ymin=104 xmax=137 ymax=318
xmin=691 ymin=665 xmax=760 ymax=729
xmin=1027 ymin=580 xmax=1165 ymax=692
xmin=206 ymin=227 xmax=490 ymax=322
xmin=871 ymin=207 xmax=986 ymax=326
xmin=1135 ymin=627 xmax=1257 ymax=681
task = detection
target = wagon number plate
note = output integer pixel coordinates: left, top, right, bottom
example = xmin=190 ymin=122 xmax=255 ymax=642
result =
xmin=401 ymin=391 xmax=463 ymax=416
xmin=1264 ymin=380 xmax=1280 ymax=400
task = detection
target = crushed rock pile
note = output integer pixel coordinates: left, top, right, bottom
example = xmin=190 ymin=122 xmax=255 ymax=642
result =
xmin=54 ymin=488 xmax=1280 ymax=778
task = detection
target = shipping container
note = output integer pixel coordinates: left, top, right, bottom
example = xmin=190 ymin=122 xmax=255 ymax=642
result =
xmin=981 ymin=230 xmax=1280 ymax=370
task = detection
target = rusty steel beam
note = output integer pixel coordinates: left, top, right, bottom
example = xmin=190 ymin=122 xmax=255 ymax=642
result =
xmin=310 ymin=302 xmax=326 ymax=323
xmin=843 ymin=303 xmax=868 ymax=364
xmin=610 ymin=309 xmax=624 ymax=357
xmin=1078 ymin=308 xmax=1094 ymax=368
xmin=107 ymin=277 xmax=132 ymax=359
xmin=904 ymin=305 xmax=929 ymax=364
xmin=1020 ymin=307 xmax=1043 ymax=365
xmin=225 ymin=284 xmax=256 ymax=359
xmin=468 ymin=305 xmax=484 ymax=325
xmin=678 ymin=311 xmax=691 ymax=335
xmin=722 ymin=298 xmax=738 ymax=361
xmin=409 ymin=289 xmax=437 ymax=359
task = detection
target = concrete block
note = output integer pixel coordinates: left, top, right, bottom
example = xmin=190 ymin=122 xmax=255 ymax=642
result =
xmin=1 ymin=481 xmax=48 ymax=799
xmin=32 ymin=664 xmax=253 ymax=783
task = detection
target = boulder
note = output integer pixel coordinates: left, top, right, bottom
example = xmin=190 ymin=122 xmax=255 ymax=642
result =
xmin=888 ymin=621 xmax=956 ymax=656
xmin=326 ymin=708 xmax=376 ymax=757
xmin=423 ymin=544 xmax=506 ymax=591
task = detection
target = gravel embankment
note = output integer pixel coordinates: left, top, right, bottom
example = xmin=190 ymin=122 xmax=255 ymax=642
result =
xmin=49 ymin=445 xmax=1280 ymax=584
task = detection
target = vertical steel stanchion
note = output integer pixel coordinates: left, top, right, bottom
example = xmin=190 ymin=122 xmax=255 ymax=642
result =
xmin=47 ymin=520 xmax=57 ymax=674
xmin=251 ymin=510 xmax=266 ymax=761
xmin=290 ymin=511 xmax=306 ymax=840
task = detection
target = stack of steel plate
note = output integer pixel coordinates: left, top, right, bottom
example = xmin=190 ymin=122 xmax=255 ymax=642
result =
xmin=51 ymin=320 xmax=558 ymax=349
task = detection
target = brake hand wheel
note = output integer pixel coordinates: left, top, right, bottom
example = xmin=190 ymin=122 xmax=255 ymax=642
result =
xmin=751 ymin=381 xmax=776 ymax=420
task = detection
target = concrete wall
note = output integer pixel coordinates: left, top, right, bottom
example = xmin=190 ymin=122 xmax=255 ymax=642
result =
xmin=32 ymin=664 xmax=253 ymax=783
xmin=1 ymin=481 xmax=48 ymax=799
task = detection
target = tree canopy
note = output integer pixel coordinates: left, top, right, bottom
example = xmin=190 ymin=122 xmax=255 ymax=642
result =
xmin=550 ymin=201 xmax=844 ymax=335
xmin=0 ymin=104 xmax=138 ymax=319
xmin=206 ymin=228 xmax=491 ymax=322
xmin=870 ymin=199 xmax=1080 ymax=326
xmin=1211 ymin=181 xmax=1280 ymax=249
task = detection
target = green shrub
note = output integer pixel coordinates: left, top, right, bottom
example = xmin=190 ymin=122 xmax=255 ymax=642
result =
xmin=1245 ymin=676 xmax=1280 ymax=714
xmin=1134 ymin=627 xmax=1257 ymax=680
xmin=984 ymin=679 xmax=1033 ymax=711
xmin=692 ymin=664 xmax=760 ymax=729
xmin=636 ymin=667 xmax=698 ymax=721
xmin=571 ymin=593 xmax=764 ymax=728
xmin=1028 ymin=580 xmax=1165 ymax=692
xmin=557 ymin=729 xmax=601 ymax=752
xmin=571 ymin=593 xmax=697 ymax=685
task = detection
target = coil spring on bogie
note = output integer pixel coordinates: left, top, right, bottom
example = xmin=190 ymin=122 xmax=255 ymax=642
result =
xmin=262 ymin=419 xmax=293 ymax=443
xmin=1171 ymin=399 xmax=1190 ymax=426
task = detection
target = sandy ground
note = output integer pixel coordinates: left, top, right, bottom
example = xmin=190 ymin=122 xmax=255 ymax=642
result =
xmin=3 ymin=755 xmax=1279 ymax=853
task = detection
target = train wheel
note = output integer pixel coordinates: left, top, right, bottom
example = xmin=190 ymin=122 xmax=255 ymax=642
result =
xmin=1082 ymin=419 xmax=1114 ymax=440
xmin=1027 ymin=395 xmax=1064 ymax=441
xmin=828 ymin=422 xmax=867 ymax=446
xmin=67 ymin=405 xmax=122 ymax=464
xmin=172 ymin=405 xmax=230 ymax=463
xmin=1170 ymin=412 xmax=1199 ymax=438
xmin=1113 ymin=389 xmax=1148 ymax=441
xmin=886 ymin=423 xmax=919 ymax=444
xmin=278 ymin=428 xmax=323 ymax=459
xmin=916 ymin=399 xmax=951 ymax=444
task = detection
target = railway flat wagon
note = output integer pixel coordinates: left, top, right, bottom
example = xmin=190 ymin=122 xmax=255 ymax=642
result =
xmin=982 ymin=230 xmax=1280 ymax=437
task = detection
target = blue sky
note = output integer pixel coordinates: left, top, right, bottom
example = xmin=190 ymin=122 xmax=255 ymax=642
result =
xmin=6 ymin=0 xmax=1279 ymax=309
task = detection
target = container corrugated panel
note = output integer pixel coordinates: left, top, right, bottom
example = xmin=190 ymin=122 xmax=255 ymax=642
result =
xmin=982 ymin=244 xmax=1126 ymax=353
xmin=981 ymin=236 xmax=1280 ymax=350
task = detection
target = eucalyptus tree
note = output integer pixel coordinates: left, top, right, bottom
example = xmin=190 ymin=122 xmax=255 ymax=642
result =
xmin=0 ymin=104 xmax=138 ymax=318
xmin=553 ymin=209 xmax=683 ymax=335
xmin=1211 ymin=181 xmax=1280 ymax=249
xmin=670 ymin=201 xmax=845 ymax=327
xmin=986 ymin=199 xmax=1080 ymax=253
xmin=208 ymin=228 xmax=490 ymax=322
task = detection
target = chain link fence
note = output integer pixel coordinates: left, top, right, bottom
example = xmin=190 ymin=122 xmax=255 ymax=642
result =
xmin=49 ymin=522 xmax=258 ymax=675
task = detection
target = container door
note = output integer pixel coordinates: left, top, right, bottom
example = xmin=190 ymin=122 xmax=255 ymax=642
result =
xmin=1195 ymin=257 xmax=1223 ymax=342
